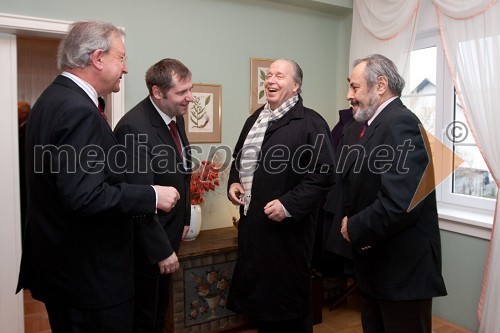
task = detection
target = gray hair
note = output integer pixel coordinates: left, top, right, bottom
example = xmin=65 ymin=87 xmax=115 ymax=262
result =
xmin=353 ymin=54 xmax=405 ymax=96
xmin=277 ymin=58 xmax=303 ymax=94
xmin=57 ymin=20 xmax=125 ymax=70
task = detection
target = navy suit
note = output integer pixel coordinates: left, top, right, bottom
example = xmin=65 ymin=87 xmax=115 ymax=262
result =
xmin=114 ymin=97 xmax=191 ymax=333
xmin=17 ymin=75 xmax=156 ymax=314
xmin=326 ymin=98 xmax=447 ymax=301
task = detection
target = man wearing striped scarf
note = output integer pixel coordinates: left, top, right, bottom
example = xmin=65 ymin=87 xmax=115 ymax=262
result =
xmin=227 ymin=59 xmax=335 ymax=333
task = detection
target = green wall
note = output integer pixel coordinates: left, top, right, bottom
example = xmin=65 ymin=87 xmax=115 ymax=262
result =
xmin=434 ymin=230 xmax=489 ymax=331
xmin=0 ymin=1 xmax=490 ymax=331
xmin=0 ymin=0 xmax=352 ymax=229
xmin=0 ymin=0 xmax=351 ymax=128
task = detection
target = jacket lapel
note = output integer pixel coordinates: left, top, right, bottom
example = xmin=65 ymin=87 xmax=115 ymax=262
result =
xmin=54 ymin=75 xmax=116 ymax=138
xmin=176 ymin=116 xmax=192 ymax=171
xmin=361 ymin=98 xmax=402 ymax=146
xmin=340 ymin=98 xmax=403 ymax=178
xmin=54 ymin=75 xmax=95 ymax=106
xmin=145 ymin=98 xmax=185 ymax=166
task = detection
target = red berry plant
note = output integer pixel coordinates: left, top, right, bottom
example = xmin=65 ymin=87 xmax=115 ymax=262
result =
xmin=190 ymin=160 xmax=220 ymax=205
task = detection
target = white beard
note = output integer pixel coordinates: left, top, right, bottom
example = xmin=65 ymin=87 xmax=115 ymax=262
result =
xmin=352 ymin=91 xmax=379 ymax=123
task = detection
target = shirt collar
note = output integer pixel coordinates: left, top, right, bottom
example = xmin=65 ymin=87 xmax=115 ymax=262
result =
xmin=149 ymin=96 xmax=177 ymax=126
xmin=61 ymin=71 xmax=99 ymax=107
xmin=367 ymin=96 xmax=397 ymax=126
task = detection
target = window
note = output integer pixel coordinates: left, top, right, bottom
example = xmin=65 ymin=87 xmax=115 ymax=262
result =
xmin=451 ymin=92 xmax=497 ymax=200
xmin=400 ymin=32 xmax=496 ymax=237
xmin=401 ymin=46 xmax=437 ymax=136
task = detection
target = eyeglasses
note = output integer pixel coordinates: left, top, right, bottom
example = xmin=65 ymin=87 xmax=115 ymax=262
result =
xmin=107 ymin=50 xmax=127 ymax=64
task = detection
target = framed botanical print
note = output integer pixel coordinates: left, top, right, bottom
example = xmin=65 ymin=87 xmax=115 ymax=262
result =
xmin=184 ymin=83 xmax=222 ymax=143
xmin=250 ymin=57 xmax=275 ymax=113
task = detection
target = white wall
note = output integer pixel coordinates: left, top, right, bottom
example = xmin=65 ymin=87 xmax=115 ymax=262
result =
xmin=0 ymin=32 xmax=24 ymax=333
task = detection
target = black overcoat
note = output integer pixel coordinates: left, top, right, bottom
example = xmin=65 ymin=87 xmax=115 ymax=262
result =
xmin=227 ymin=97 xmax=335 ymax=321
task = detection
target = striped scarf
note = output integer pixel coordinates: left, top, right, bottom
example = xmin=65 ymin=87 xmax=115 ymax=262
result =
xmin=239 ymin=95 xmax=299 ymax=215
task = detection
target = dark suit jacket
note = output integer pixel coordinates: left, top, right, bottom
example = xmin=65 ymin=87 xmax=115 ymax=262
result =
xmin=114 ymin=97 xmax=191 ymax=264
xmin=17 ymin=75 xmax=157 ymax=308
xmin=324 ymin=118 xmax=363 ymax=260
xmin=326 ymin=98 xmax=447 ymax=301
xmin=316 ymin=116 xmax=362 ymax=276
xmin=331 ymin=108 xmax=354 ymax=152
xmin=227 ymin=96 xmax=335 ymax=321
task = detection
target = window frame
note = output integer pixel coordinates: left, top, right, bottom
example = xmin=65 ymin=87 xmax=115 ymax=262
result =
xmin=409 ymin=30 xmax=494 ymax=239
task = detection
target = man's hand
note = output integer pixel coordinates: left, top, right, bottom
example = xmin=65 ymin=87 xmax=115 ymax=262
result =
xmin=157 ymin=252 xmax=179 ymax=275
xmin=264 ymin=199 xmax=286 ymax=222
xmin=154 ymin=186 xmax=180 ymax=212
xmin=341 ymin=216 xmax=350 ymax=242
xmin=228 ymin=183 xmax=245 ymax=205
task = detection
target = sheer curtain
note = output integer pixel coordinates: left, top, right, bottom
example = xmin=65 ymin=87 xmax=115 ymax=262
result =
xmin=433 ymin=1 xmax=500 ymax=331
xmin=349 ymin=0 xmax=420 ymax=74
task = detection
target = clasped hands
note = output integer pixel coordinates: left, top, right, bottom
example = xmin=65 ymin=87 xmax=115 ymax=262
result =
xmin=228 ymin=183 xmax=287 ymax=222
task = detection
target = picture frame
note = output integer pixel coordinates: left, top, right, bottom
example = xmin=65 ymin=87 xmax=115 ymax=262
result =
xmin=184 ymin=83 xmax=222 ymax=143
xmin=250 ymin=57 xmax=275 ymax=113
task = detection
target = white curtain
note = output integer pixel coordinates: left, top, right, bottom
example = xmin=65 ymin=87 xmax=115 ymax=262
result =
xmin=432 ymin=0 xmax=500 ymax=331
xmin=349 ymin=0 xmax=420 ymax=75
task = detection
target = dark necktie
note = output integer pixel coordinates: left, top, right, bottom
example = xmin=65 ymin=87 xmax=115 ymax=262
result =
xmin=359 ymin=121 xmax=368 ymax=138
xmin=168 ymin=120 xmax=183 ymax=157
xmin=98 ymin=97 xmax=107 ymax=121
